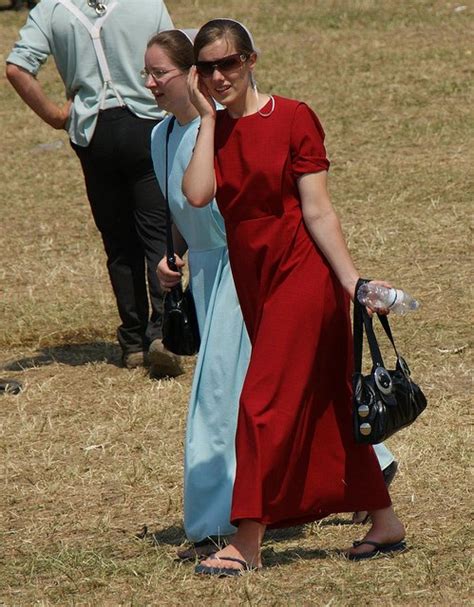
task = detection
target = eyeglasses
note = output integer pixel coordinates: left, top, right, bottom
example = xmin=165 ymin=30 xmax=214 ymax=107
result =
xmin=195 ymin=53 xmax=248 ymax=78
xmin=140 ymin=67 xmax=180 ymax=82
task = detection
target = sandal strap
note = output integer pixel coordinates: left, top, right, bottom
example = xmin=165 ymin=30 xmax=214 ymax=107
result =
xmin=207 ymin=555 xmax=253 ymax=570
xmin=353 ymin=540 xmax=384 ymax=549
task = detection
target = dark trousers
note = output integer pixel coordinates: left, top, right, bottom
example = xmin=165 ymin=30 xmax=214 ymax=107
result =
xmin=72 ymin=108 xmax=167 ymax=354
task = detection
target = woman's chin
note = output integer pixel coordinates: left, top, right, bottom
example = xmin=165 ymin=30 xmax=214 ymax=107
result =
xmin=213 ymin=87 xmax=233 ymax=103
xmin=155 ymin=96 xmax=169 ymax=111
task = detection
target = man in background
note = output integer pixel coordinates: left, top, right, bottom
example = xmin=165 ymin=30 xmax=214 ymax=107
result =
xmin=6 ymin=0 xmax=183 ymax=377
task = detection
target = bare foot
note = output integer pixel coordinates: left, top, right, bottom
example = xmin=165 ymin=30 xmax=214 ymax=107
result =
xmin=345 ymin=506 xmax=405 ymax=558
xmin=196 ymin=520 xmax=265 ymax=574
xmin=196 ymin=542 xmax=262 ymax=573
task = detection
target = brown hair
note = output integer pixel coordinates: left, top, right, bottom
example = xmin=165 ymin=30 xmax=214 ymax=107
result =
xmin=193 ymin=19 xmax=256 ymax=61
xmin=147 ymin=30 xmax=194 ymax=72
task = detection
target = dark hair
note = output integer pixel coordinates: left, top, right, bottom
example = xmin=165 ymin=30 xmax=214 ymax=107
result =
xmin=193 ymin=19 xmax=255 ymax=61
xmin=147 ymin=30 xmax=194 ymax=72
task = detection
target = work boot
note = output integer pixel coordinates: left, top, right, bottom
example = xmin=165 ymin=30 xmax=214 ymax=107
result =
xmin=148 ymin=340 xmax=184 ymax=378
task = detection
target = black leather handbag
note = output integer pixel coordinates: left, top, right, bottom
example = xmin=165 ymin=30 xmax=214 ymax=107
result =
xmin=352 ymin=279 xmax=427 ymax=444
xmin=162 ymin=280 xmax=200 ymax=356
xmin=161 ymin=117 xmax=200 ymax=356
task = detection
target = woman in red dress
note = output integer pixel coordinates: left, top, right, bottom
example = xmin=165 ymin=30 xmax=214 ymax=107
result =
xmin=183 ymin=19 xmax=406 ymax=575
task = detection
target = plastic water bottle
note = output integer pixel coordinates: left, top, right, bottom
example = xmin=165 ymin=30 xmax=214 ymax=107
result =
xmin=357 ymin=283 xmax=420 ymax=315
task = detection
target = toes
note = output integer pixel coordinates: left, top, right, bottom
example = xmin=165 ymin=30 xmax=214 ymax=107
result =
xmin=200 ymin=557 xmax=243 ymax=572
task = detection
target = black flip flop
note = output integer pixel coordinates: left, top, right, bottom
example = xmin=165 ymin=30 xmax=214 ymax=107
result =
xmin=346 ymin=539 xmax=407 ymax=561
xmin=195 ymin=555 xmax=258 ymax=577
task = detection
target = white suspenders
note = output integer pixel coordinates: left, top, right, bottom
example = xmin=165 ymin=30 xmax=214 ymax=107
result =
xmin=57 ymin=0 xmax=125 ymax=109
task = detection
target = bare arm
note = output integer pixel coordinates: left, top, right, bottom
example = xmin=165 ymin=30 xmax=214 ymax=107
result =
xmin=299 ymin=171 xmax=360 ymax=298
xmin=299 ymin=171 xmax=393 ymax=313
xmin=182 ymin=67 xmax=216 ymax=207
xmin=6 ymin=64 xmax=71 ymax=130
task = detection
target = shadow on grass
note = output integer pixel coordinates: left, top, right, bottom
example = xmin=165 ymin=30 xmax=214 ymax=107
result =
xmin=143 ymin=525 xmax=335 ymax=567
xmin=135 ymin=524 xmax=186 ymax=548
xmin=151 ymin=525 xmax=186 ymax=547
xmin=2 ymin=341 xmax=122 ymax=370
xmin=267 ymin=517 xmax=354 ymax=541
xmin=317 ymin=516 xmax=354 ymax=527
xmin=144 ymin=519 xmax=355 ymax=549
xmin=146 ymin=524 xmax=309 ymax=550
xmin=266 ymin=526 xmax=306 ymax=542
xmin=262 ymin=545 xmax=335 ymax=567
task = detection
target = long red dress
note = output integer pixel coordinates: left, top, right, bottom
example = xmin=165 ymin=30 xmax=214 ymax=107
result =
xmin=214 ymin=96 xmax=390 ymax=528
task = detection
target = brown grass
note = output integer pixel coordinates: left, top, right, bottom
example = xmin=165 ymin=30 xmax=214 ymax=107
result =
xmin=0 ymin=0 xmax=472 ymax=605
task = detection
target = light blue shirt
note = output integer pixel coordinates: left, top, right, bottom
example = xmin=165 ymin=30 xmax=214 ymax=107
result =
xmin=7 ymin=0 xmax=173 ymax=146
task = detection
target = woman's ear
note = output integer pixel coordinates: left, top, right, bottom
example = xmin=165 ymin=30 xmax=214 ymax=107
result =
xmin=248 ymin=51 xmax=258 ymax=70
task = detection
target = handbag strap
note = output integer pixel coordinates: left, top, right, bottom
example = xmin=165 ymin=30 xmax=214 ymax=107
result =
xmin=375 ymin=310 xmax=400 ymax=359
xmin=353 ymin=279 xmax=401 ymax=372
xmin=164 ymin=116 xmax=178 ymax=272
xmin=353 ymin=278 xmax=368 ymax=373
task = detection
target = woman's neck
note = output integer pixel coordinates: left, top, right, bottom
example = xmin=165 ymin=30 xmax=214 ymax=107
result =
xmin=227 ymin=87 xmax=270 ymax=119
xmin=174 ymin=100 xmax=200 ymax=126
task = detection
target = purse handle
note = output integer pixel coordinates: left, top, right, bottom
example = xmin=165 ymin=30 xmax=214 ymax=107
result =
xmin=353 ymin=278 xmax=401 ymax=373
xmin=164 ymin=116 xmax=178 ymax=272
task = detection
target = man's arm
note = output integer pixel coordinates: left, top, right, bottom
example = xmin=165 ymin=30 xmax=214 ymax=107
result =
xmin=6 ymin=63 xmax=71 ymax=130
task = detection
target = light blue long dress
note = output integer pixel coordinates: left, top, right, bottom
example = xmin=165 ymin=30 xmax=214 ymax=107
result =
xmin=151 ymin=115 xmax=251 ymax=542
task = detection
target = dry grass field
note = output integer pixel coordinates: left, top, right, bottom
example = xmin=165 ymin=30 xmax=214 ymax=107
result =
xmin=0 ymin=0 xmax=472 ymax=605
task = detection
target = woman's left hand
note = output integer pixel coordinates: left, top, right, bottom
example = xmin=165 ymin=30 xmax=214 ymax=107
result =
xmin=362 ymin=279 xmax=393 ymax=316
xmin=157 ymin=254 xmax=185 ymax=291
xmin=187 ymin=67 xmax=216 ymax=119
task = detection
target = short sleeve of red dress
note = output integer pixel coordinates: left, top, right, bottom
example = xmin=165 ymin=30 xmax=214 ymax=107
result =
xmin=290 ymin=103 xmax=330 ymax=177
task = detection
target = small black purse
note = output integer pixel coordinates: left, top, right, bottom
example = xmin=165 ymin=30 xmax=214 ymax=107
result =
xmin=162 ymin=280 xmax=200 ymax=356
xmin=352 ymin=279 xmax=427 ymax=444
xmin=161 ymin=117 xmax=200 ymax=356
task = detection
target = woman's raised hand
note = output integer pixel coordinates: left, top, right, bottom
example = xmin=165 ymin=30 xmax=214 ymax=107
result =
xmin=157 ymin=254 xmax=185 ymax=292
xmin=187 ymin=67 xmax=216 ymax=119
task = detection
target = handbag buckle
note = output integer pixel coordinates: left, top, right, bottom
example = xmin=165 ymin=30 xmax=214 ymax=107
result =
xmin=374 ymin=366 xmax=392 ymax=395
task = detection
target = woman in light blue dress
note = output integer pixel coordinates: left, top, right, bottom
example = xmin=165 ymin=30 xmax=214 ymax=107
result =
xmin=144 ymin=28 xmax=397 ymax=552
xmin=145 ymin=29 xmax=250 ymax=552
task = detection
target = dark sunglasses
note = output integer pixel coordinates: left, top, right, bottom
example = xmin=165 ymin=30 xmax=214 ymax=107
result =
xmin=195 ymin=53 xmax=248 ymax=77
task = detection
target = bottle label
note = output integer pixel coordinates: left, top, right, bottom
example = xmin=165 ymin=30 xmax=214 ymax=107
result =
xmin=388 ymin=289 xmax=399 ymax=309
